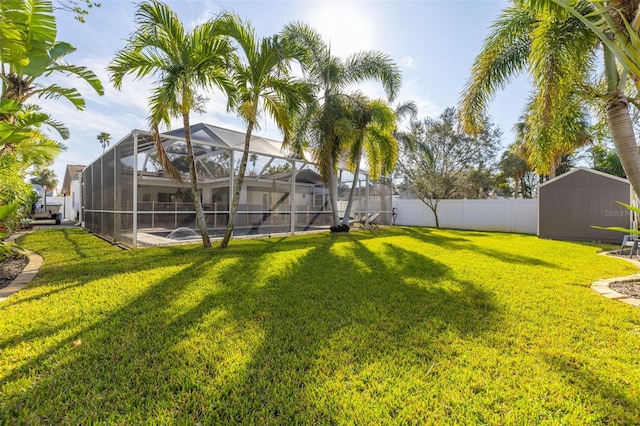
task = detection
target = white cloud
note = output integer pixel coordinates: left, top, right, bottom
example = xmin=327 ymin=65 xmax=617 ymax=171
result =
xmin=400 ymin=56 xmax=416 ymax=69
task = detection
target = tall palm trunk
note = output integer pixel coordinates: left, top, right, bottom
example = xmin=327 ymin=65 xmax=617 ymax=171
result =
xmin=326 ymin=155 xmax=341 ymax=227
xmin=607 ymin=94 xmax=640 ymax=193
xmin=341 ymin=146 xmax=363 ymax=226
xmin=548 ymin=155 xmax=561 ymax=180
xmin=221 ymin=120 xmax=255 ymax=248
xmin=603 ymin=43 xmax=640 ymax=197
xmin=183 ymin=113 xmax=211 ymax=248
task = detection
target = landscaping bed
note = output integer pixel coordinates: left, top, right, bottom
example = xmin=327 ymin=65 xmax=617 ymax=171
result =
xmin=0 ymin=254 xmax=28 ymax=290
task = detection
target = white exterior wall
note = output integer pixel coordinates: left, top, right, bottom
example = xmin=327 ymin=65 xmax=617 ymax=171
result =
xmin=393 ymin=198 xmax=538 ymax=234
xmin=49 ymin=182 xmax=81 ymax=221
xmin=69 ymin=178 xmax=81 ymax=220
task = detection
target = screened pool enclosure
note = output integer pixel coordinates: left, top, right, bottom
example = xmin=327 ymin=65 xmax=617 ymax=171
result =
xmin=82 ymin=123 xmax=392 ymax=248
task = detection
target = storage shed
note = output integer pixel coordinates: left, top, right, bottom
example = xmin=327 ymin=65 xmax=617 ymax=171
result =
xmin=538 ymin=168 xmax=633 ymax=243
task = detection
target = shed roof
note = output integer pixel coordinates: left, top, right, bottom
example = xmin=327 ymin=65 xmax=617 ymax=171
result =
xmin=538 ymin=167 xmax=628 ymax=189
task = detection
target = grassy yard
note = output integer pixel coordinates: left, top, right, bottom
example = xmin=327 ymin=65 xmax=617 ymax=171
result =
xmin=1 ymin=227 xmax=640 ymax=424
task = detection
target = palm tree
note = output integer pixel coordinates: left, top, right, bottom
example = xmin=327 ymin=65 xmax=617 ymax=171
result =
xmin=460 ymin=1 xmax=597 ymax=175
xmin=1 ymin=126 xmax=63 ymax=207
xmin=512 ymin=100 xmax=591 ymax=179
xmin=97 ymin=132 xmax=111 ymax=153
xmin=499 ymin=144 xmax=531 ymax=198
xmin=108 ymin=0 xmax=234 ymax=248
xmin=30 ymin=167 xmax=58 ymax=212
xmin=0 ymin=0 xmax=97 ymax=226
xmin=340 ymin=94 xmax=398 ymax=226
xmin=0 ymin=0 xmax=103 ymax=126
xmin=534 ymin=0 xmax=640 ymax=195
xmin=216 ymin=13 xmax=311 ymax=249
xmin=280 ymin=22 xmax=402 ymax=229
xmin=460 ymin=0 xmax=640 ymax=195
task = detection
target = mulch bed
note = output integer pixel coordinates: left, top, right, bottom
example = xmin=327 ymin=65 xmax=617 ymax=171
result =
xmin=605 ymin=250 xmax=640 ymax=299
xmin=0 ymin=254 xmax=29 ymax=290
xmin=610 ymin=281 xmax=640 ymax=299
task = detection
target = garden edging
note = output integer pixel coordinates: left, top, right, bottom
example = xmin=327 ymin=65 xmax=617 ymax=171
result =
xmin=592 ymin=252 xmax=640 ymax=307
xmin=0 ymin=231 xmax=42 ymax=303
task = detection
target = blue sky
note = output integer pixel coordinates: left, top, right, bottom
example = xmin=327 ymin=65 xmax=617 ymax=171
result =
xmin=44 ymin=0 xmax=531 ymax=187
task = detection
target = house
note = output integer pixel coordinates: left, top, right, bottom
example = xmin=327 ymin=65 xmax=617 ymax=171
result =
xmin=61 ymin=164 xmax=84 ymax=221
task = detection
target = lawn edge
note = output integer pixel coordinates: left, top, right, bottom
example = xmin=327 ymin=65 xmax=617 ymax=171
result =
xmin=0 ymin=231 xmax=43 ymax=303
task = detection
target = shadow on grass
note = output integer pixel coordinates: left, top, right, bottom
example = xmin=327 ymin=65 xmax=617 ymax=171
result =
xmin=0 ymin=228 xmax=502 ymax=423
xmin=543 ymin=353 xmax=640 ymax=424
xmin=397 ymin=226 xmax=559 ymax=268
xmin=5 ymin=226 xmax=631 ymax=423
xmin=204 ymin=237 xmax=500 ymax=422
xmin=4 ymin=230 xmax=222 ymax=306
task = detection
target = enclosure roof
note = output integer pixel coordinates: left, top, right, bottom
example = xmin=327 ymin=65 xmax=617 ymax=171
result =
xmin=108 ymin=122 xmax=357 ymax=172
xmin=164 ymin=123 xmax=294 ymax=159
xmin=538 ymin=167 xmax=629 ymax=188
xmin=266 ymin=168 xmax=325 ymax=185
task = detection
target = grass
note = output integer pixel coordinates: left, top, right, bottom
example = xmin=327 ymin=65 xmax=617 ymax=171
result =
xmin=1 ymin=227 xmax=640 ymax=424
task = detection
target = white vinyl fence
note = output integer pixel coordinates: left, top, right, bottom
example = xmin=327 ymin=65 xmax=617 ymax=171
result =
xmin=393 ymin=198 xmax=538 ymax=234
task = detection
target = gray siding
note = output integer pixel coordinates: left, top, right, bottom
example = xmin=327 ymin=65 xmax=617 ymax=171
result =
xmin=538 ymin=169 xmax=630 ymax=243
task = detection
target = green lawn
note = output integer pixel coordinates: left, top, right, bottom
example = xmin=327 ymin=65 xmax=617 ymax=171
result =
xmin=1 ymin=227 xmax=640 ymax=424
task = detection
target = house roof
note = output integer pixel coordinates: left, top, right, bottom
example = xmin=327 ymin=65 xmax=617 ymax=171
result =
xmin=61 ymin=164 xmax=85 ymax=194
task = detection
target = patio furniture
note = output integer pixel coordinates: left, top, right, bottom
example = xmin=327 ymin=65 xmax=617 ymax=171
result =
xmin=351 ymin=212 xmax=381 ymax=229
xmin=620 ymin=234 xmax=640 ymax=258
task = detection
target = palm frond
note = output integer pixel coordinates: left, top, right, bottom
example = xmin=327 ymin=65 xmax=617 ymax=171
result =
xmin=460 ymin=6 xmax=534 ymax=134
xmin=48 ymin=62 xmax=104 ymax=95
xmin=344 ymin=51 xmax=401 ymax=102
xmin=150 ymin=124 xmax=182 ymax=182
xmin=34 ymin=84 xmax=85 ymax=109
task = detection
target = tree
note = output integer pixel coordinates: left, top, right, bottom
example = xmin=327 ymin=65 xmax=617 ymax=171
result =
xmin=30 ymin=167 xmax=57 ymax=212
xmin=0 ymin=0 xmax=99 ymax=226
xmin=97 ymin=131 xmax=111 ymax=153
xmin=54 ymin=0 xmax=100 ymax=23
xmin=0 ymin=126 xmax=62 ymax=208
xmin=216 ymin=13 xmax=311 ymax=249
xmin=461 ymin=0 xmax=640 ymax=198
xmin=280 ymin=22 xmax=401 ymax=230
xmin=498 ymin=147 xmax=531 ymax=198
xmin=539 ymin=0 xmax=640 ymax=194
xmin=460 ymin=1 xmax=597 ymax=179
xmin=340 ymin=95 xmax=398 ymax=226
xmin=397 ymin=107 xmax=501 ymax=228
xmin=263 ymin=162 xmax=292 ymax=176
xmin=591 ymin=144 xmax=626 ymax=178
xmin=249 ymin=153 xmax=258 ymax=175
xmin=108 ymin=0 xmax=234 ymax=248
xmin=0 ymin=0 xmax=104 ymax=125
